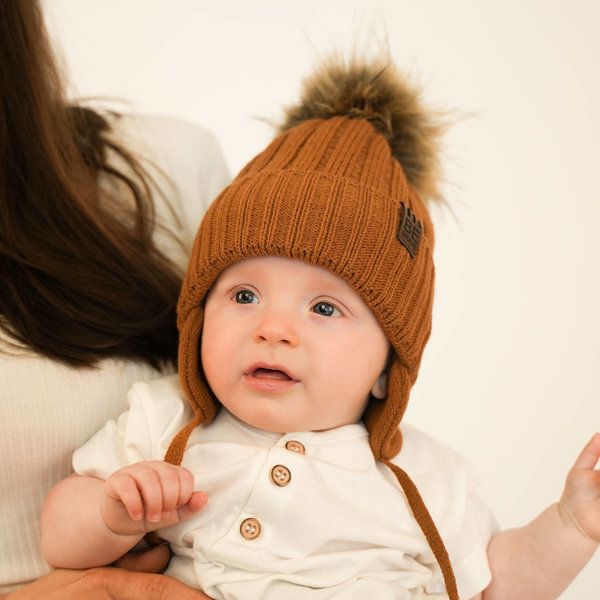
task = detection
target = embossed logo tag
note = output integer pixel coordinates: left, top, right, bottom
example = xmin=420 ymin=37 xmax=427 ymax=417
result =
xmin=396 ymin=202 xmax=422 ymax=258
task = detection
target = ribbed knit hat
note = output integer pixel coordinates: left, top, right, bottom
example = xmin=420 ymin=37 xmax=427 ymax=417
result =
xmin=165 ymin=57 xmax=457 ymax=599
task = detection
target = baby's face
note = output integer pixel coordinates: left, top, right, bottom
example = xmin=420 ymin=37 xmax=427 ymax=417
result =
xmin=201 ymin=256 xmax=389 ymax=433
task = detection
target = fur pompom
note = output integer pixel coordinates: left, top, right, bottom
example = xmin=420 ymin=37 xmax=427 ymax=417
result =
xmin=279 ymin=56 xmax=445 ymax=203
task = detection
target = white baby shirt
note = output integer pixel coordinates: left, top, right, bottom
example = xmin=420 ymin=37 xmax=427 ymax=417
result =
xmin=73 ymin=376 xmax=496 ymax=600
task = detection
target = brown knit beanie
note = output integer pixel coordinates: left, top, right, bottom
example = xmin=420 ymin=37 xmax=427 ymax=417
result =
xmin=165 ymin=57 xmax=457 ymax=599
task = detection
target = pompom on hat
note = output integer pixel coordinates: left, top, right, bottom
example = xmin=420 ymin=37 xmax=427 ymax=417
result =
xmin=165 ymin=56 xmax=458 ymax=598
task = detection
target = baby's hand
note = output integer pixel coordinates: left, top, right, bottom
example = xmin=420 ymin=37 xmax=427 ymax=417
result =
xmin=101 ymin=461 xmax=207 ymax=536
xmin=559 ymin=433 xmax=600 ymax=543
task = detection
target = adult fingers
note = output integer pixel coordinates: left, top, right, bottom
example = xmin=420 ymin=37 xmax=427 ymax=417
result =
xmin=4 ymin=567 xmax=216 ymax=600
xmin=113 ymin=541 xmax=171 ymax=573
xmin=103 ymin=569 xmax=215 ymax=599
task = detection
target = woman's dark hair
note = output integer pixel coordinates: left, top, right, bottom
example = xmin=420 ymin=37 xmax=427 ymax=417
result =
xmin=0 ymin=0 xmax=183 ymax=368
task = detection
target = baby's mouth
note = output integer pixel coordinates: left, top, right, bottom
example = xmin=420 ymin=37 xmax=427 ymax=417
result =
xmin=250 ymin=367 xmax=294 ymax=381
xmin=244 ymin=364 xmax=299 ymax=392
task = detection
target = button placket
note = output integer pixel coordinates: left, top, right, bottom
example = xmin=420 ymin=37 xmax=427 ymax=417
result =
xmin=238 ymin=440 xmax=308 ymax=543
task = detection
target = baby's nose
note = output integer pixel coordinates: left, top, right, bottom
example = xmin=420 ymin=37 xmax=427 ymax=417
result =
xmin=253 ymin=312 xmax=299 ymax=346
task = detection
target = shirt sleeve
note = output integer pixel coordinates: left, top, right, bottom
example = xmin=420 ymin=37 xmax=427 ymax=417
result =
xmin=72 ymin=375 xmax=194 ymax=480
xmin=392 ymin=424 xmax=498 ymax=599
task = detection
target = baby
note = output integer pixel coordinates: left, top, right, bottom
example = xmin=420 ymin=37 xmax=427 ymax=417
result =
xmin=41 ymin=57 xmax=600 ymax=600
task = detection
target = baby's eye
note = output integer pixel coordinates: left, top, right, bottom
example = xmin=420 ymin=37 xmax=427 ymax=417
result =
xmin=235 ymin=290 xmax=258 ymax=304
xmin=312 ymin=301 xmax=341 ymax=317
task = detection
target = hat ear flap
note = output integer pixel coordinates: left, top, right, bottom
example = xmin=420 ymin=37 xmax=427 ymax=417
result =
xmin=365 ymin=358 xmax=408 ymax=460
xmin=178 ymin=306 xmax=208 ymax=413
xmin=165 ymin=305 xmax=218 ymax=465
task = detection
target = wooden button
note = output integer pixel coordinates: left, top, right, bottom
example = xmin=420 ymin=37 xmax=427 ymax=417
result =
xmin=270 ymin=464 xmax=291 ymax=487
xmin=285 ymin=440 xmax=305 ymax=454
xmin=240 ymin=517 xmax=261 ymax=540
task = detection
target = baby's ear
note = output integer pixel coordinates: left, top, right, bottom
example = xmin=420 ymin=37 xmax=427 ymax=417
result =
xmin=370 ymin=371 xmax=389 ymax=400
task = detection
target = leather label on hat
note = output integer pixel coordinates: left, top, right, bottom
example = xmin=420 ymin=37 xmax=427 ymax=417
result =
xmin=397 ymin=202 xmax=422 ymax=258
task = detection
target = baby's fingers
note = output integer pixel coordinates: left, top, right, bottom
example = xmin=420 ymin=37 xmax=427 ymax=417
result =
xmin=573 ymin=433 xmax=600 ymax=471
xmin=104 ymin=462 xmax=204 ymax=530
xmin=133 ymin=462 xmax=197 ymax=522
xmin=156 ymin=464 xmax=195 ymax=518
xmin=134 ymin=465 xmax=167 ymax=522
xmin=107 ymin=463 xmax=165 ymax=522
xmin=105 ymin=470 xmax=147 ymax=522
xmin=174 ymin=467 xmax=196 ymax=508
xmin=176 ymin=491 xmax=208 ymax=523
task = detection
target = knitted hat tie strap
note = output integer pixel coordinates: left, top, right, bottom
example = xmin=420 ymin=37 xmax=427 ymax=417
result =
xmin=382 ymin=458 xmax=459 ymax=600
xmin=164 ymin=411 xmax=203 ymax=466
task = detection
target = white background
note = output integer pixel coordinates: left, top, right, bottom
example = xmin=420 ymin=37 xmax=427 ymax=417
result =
xmin=44 ymin=1 xmax=600 ymax=597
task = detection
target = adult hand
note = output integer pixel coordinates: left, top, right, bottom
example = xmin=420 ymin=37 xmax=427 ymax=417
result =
xmin=113 ymin=538 xmax=172 ymax=573
xmin=1 ymin=567 xmax=214 ymax=600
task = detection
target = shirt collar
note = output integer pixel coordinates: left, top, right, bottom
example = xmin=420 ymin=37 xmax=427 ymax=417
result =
xmin=194 ymin=408 xmax=374 ymax=471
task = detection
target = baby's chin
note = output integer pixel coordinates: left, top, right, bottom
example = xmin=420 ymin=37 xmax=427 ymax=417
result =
xmin=231 ymin=408 xmax=356 ymax=435
xmin=239 ymin=413 xmax=307 ymax=434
